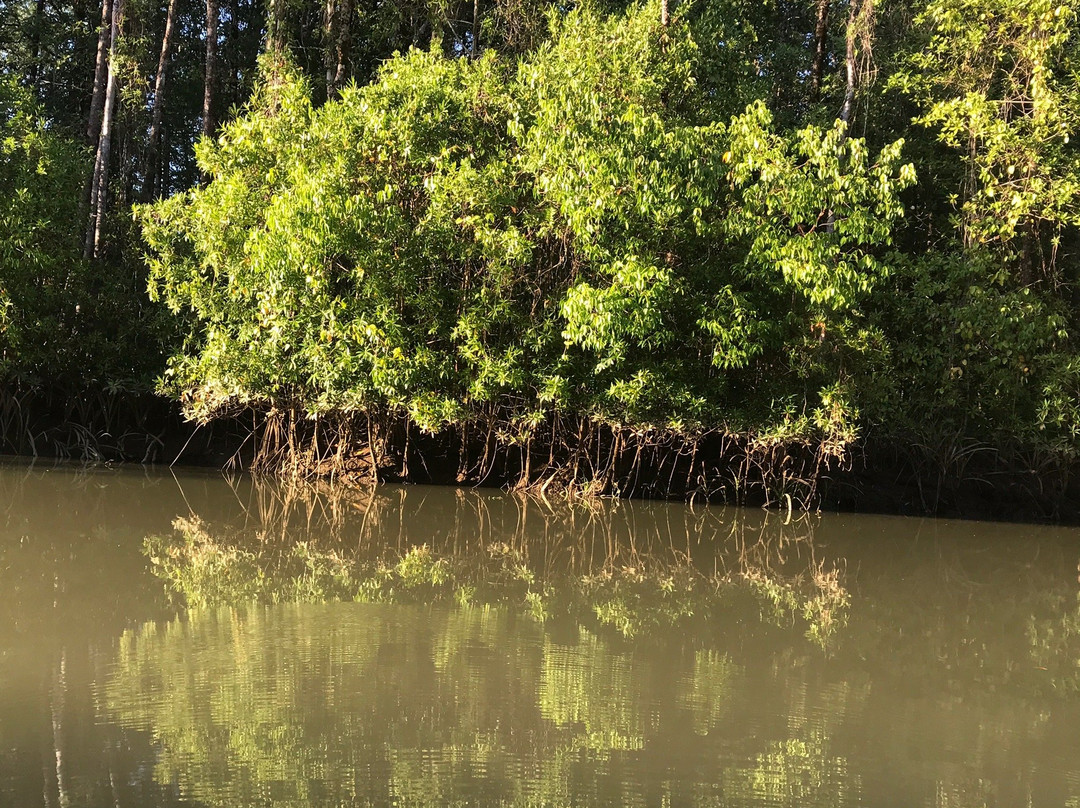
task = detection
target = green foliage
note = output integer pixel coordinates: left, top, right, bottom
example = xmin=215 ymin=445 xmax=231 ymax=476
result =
xmin=897 ymin=0 xmax=1080 ymax=260
xmin=6 ymin=0 xmax=1080 ymax=487
xmin=0 ymin=78 xmax=167 ymax=390
xmin=868 ymin=251 xmax=1080 ymax=449
xmin=0 ymin=77 xmax=85 ymax=378
xmin=142 ymin=4 xmax=913 ymax=461
xmin=872 ymin=0 xmax=1080 ymax=453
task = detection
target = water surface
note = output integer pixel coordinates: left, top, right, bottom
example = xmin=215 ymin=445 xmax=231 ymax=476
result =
xmin=2 ymin=460 xmax=1080 ymax=807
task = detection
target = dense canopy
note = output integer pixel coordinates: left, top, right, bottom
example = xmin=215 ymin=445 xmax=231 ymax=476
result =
xmin=2 ymin=0 xmax=1080 ymax=504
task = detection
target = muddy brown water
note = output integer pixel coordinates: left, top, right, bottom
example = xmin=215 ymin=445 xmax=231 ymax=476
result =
xmin=2 ymin=458 xmax=1080 ymax=807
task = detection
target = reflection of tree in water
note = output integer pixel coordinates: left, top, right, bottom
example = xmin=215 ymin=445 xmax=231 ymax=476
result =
xmin=829 ymin=516 xmax=1080 ymax=699
xmin=539 ymin=630 xmax=648 ymax=752
xmin=146 ymin=477 xmax=849 ymax=646
xmin=721 ymin=731 xmax=854 ymax=808
xmin=109 ymin=479 xmax=1080 ymax=808
xmin=98 ymin=478 xmax=868 ymax=807
xmin=107 ymin=600 xmax=872 ymax=808
xmin=146 ymin=476 xmax=1080 ymax=697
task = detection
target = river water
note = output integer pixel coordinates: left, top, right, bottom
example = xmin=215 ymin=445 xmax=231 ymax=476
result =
xmin=2 ymin=459 xmax=1080 ymax=807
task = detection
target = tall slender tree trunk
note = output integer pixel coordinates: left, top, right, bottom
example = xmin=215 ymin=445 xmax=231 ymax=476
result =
xmin=203 ymin=0 xmax=218 ymax=139
xmin=325 ymin=0 xmax=335 ymax=93
xmin=230 ymin=0 xmax=241 ymax=92
xmin=839 ymin=0 xmax=872 ymax=127
xmin=470 ymin=0 xmax=479 ymax=57
xmin=334 ymin=0 xmax=351 ymax=91
xmin=324 ymin=0 xmax=352 ymax=98
xmin=661 ymin=0 xmax=669 ymax=27
xmin=87 ymin=0 xmax=113 ymax=143
xmin=84 ymin=0 xmax=124 ymax=259
xmin=810 ymin=0 xmax=829 ymax=101
xmin=200 ymin=0 xmax=218 ymax=184
xmin=145 ymin=0 xmax=179 ymax=199
xmin=824 ymin=0 xmax=870 ymax=234
xmin=28 ymin=0 xmax=47 ymax=90
xmin=82 ymin=0 xmax=112 ymax=238
xmin=839 ymin=0 xmax=857 ymax=126
xmin=159 ymin=125 xmax=169 ymax=196
xmin=267 ymin=0 xmax=285 ymax=55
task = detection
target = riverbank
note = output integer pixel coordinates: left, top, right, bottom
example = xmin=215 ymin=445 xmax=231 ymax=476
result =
xmin=4 ymin=393 xmax=1079 ymax=524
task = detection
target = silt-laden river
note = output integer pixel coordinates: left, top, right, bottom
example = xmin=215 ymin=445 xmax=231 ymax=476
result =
xmin=2 ymin=459 xmax=1080 ymax=807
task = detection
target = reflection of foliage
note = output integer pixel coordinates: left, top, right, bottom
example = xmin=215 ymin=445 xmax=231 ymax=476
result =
xmin=743 ymin=560 xmax=850 ymax=647
xmin=110 ymin=606 xmax=392 ymax=808
xmin=106 ymin=604 xmax=746 ymax=807
xmin=0 ymin=464 xmax=175 ymax=651
xmin=722 ymin=731 xmax=855 ymax=808
xmin=147 ymin=517 xmax=268 ymax=607
xmin=829 ymin=519 xmax=1080 ymax=699
xmin=583 ymin=565 xmax=699 ymax=638
xmin=1026 ymin=591 xmax=1080 ymax=693
xmin=12 ymin=467 xmax=1080 ymax=808
xmin=150 ymin=476 xmax=1080 ymax=697
xmin=8 ymin=468 xmax=1077 ymax=808
xmin=678 ymin=650 xmax=737 ymax=736
xmin=145 ymin=509 xmax=848 ymax=647
xmin=119 ymin=482 xmax=867 ymax=806
xmin=539 ymin=630 xmax=648 ymax=753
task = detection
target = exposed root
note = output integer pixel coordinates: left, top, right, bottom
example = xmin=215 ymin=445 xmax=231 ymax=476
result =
xmin=203 ymin=405 xmax=844 ymax=510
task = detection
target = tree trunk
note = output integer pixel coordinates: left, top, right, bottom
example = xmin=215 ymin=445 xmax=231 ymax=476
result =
xmin=839 ymin=0 xmax=872 ymax=127
xmin=145 ymin=0 xmax=179 ymax=199
xmin=84 ymin=0 xmax=124 ymax=259
xmin=82 ymin=0 xmax=112 ymax=238
xmin=324 ymin=0 xmax=335 ymax=94
xmin=87 ymin=0 xmax=113 ymax=143
xmin=824 ymin=0 xmax=870 ymax=234
xmin=839 ymin=0 xmax=858 ymax=126
xmin=159 ymin=124 xmax=169 ymax=196
xmin=28 ymin=0 xmax=47 ymax=90
xmin=230 ymin=0 xmax=240 ymax=93
xmin=470 ymin=0 xmax=479 ymax=57
xmin=324 ymin=0 xmax=351 ymax=98
xmin=266 ymin=0 xmax=285 ymax=54
xmin=200 ymin=0 xmax=218 ymax=185
xmin=334 ymin=0 xmax=351 ymax=92
xmin=661 ymin=0 xmax=669 ymax=27
xmin=810 ymin=0 xmax=829 ymax=101
xmin=203 ymin=0 xmax=218 ymax=140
